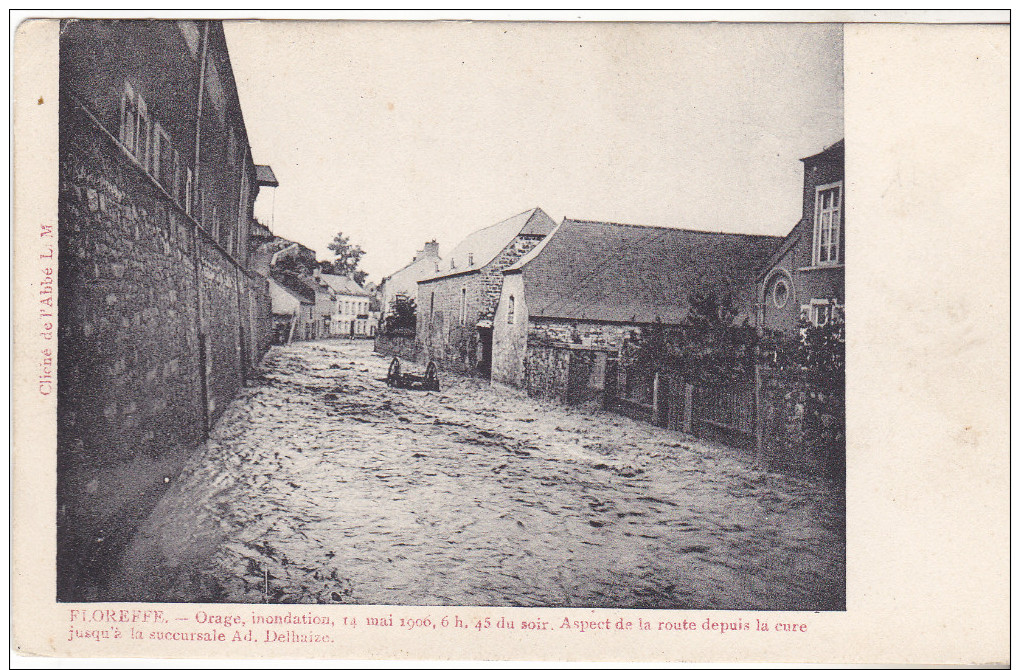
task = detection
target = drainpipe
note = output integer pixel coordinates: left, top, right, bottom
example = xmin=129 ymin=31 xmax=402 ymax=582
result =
xmin=234 ymin=146 xmax=252 ymax=382
xmin=191 ymin=20 xmax=211 ymax=435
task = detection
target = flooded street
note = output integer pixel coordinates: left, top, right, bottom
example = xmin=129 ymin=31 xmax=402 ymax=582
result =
xmin=111 ymin=340 xmax=844 ymax=610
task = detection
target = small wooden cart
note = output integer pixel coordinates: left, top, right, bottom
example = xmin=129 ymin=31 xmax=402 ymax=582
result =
xmin=386 ymin=357 xmax=440 ymax=391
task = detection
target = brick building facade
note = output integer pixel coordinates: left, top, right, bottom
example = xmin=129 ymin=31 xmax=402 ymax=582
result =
xmin=756 ymin=140 xmax=845 ymax=335
xmin=416 ymin=208 xmax=556 ymax=376
xmin=57 ymin=20 xmax=274 ymax=600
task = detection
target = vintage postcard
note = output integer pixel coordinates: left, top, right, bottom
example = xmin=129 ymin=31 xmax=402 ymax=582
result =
xmin=11 ymin=12 xmax=1009 ymax=665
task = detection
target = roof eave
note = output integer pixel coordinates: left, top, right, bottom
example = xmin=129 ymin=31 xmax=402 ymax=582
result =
xmin=418 ymin=267 xmax=482 ymax=284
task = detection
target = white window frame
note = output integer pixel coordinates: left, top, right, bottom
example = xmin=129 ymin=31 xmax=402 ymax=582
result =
xmin=804 ymin=298 xmax=843 ymax=327
xmin=153 ymin=122 xmax=174 ymax=189
xmin=185 ymin=168 xmax=193 ymax=215
xmin=119 ymin=81 xmax=137 ymax=152
xmin=172 ymin=149 xmax=183 ymax=202
xmin=812 ymin=181 xmax=842 ymax=266
xmin=135 ymin=94 xmax=151 ymax=170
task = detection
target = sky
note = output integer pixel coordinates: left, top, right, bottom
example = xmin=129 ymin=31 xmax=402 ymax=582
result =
xmin=224 ymin=21 xmax=843 ymax=283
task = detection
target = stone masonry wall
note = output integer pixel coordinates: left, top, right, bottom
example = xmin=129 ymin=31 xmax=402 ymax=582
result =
xmin=57 ymin=101 xmax=270 ymax=600
xmin=528 ymin=318 xmax=642 ymax=350
xmin=417 ymin=234 xmax=545 ymax=376
xmin=524 ymin=344 xmax=571 ymax=402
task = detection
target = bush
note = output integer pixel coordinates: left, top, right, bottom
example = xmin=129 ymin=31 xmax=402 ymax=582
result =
xmin=383 ymin=296 xmax=416 ymax=334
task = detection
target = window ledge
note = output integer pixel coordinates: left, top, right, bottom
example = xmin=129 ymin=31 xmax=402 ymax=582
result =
xmin=798 ymin=264 xmax=844 ymax=272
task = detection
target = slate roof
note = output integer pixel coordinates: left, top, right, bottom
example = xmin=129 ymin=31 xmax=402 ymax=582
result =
xmin=419 ymin=207 xmax=556 ymax=283
xmin=505 ymin=219 xmax=783 ymax=324
xmin=318 ymin=273 xmax=370 ymax=297
xmin=270 ymin=277 xmax=313 ymax=305
xmin=273 ymin=273 xmax=319 ymax=303
xmin=255 ymin=165 xmax=279 ymax=187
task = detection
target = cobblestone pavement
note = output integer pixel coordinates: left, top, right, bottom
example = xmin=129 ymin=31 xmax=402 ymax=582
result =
xmin=111 ymin=339 xmax=845 ymax=610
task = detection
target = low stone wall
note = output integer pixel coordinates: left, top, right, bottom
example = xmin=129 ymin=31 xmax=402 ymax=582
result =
xmin=757 ymin=367 xmax=845 ymax=481
xmin=524 ymin=344 xmax=570 ymax=402
xmin=374 ymin=332 xmax=417 ymax=360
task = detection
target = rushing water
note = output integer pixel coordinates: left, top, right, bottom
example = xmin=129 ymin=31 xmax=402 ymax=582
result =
xmin=111 ymin=340 xmax=845 ymax=610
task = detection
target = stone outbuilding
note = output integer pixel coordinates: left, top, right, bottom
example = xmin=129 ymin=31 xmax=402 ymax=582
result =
xmin=269 ymin=277 xmax=314 ymax=343
xmin=416 ymin=208 xmax=556 ymax=376
xmin=490 ymin=218 xmax=783 ymax=403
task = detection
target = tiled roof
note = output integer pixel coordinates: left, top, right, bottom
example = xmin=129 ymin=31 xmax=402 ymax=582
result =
xmin=318 ymin=273 xmax=370 ymax=297
xmin=506 ymin=219 xmax=783 ymax=324
xmin=419 ymin=207 xmax=556 ymax=283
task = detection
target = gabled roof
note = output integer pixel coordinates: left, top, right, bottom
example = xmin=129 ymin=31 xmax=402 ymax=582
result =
xmin=506 ymin=219 xmax=783 ymax=325
xmin=270 ymin=277 xmax=313 ymax=305
xmin=273 ymin=273 xmax=319 ymax=303
xmin=383 ymin=251 xmax=443 ymax=284
xmin=318 ymin=273 xmax=370 ymax=297
xmin=419 ymin=207 xmax=556 ymax=283
xmin=754 ymin=224 xmax=801 ymax=282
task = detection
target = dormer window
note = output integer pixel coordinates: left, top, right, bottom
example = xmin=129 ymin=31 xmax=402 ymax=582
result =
xmin=812 ymin=181 xmax=842 ymax=266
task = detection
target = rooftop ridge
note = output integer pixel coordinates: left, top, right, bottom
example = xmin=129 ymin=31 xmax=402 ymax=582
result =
xmin=561 ymin=218 xmax=784 ymax=239
xmin=460 ymin=207 xmax=539 ymax=238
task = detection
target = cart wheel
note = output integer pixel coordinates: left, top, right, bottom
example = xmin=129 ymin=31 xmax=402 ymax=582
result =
xmin=387 ymin=357 xmax=401 ymax=386
xmin=424 ymin=361 xmax=439 ymax=391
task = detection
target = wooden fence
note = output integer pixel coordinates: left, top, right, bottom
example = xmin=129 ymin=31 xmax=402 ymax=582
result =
xmin=606 ymin=361 xmax=843 ymax=479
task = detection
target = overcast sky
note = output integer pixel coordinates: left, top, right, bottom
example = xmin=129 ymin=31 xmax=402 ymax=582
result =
xmin=225 ymin=21 xmax=843 ymax=283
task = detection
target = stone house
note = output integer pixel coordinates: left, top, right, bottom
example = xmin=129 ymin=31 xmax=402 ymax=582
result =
xmin=491 ymin=218 xmax=782 ymax=404
xmin=756 ymin=140 xmax=845 ymax=336
xmin=319 ymin=273 xmax=376 ymax=338
xmin=378 ymin=240 xmax=441 ymax=324
xmin=416 ymin=208 xmax=556 ymax=376
xmin=57 ymin=20 xmax=275 ymax=599
xmin=269 ymin=277 xmax=314 ymax=343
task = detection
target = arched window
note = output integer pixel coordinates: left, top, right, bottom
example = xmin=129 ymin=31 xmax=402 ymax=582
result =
xmin=772 ymin=278 xmax=790 ymax=308
xmin=507 ymin=295 xmax=516 ymax=324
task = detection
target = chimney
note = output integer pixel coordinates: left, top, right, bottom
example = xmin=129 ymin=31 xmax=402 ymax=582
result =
xmin=422 ymin=239 xmax=440 ymax=258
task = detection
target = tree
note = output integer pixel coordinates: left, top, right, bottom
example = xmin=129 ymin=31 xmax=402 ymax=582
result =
xmin=632 ymin=293 xmax=756 ymax=388
xmin=325 ymin=232 xmax=367 ymax=284
xmin=384 ymin=296 xmax=416 ymax=334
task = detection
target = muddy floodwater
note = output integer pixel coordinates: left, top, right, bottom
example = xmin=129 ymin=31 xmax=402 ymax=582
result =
xmin=111 ymin=340 xmax=845 ymax=610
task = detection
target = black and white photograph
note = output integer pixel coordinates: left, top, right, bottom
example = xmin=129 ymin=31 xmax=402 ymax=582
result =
xmin=54 ymin=19 xmax=847 ymax=611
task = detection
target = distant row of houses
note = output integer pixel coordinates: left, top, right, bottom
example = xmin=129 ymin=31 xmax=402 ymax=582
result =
xmin=250 ymin=225 xmax=381 ymax=343
xmin=377 ymin=139 xmax=845 ymax=405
